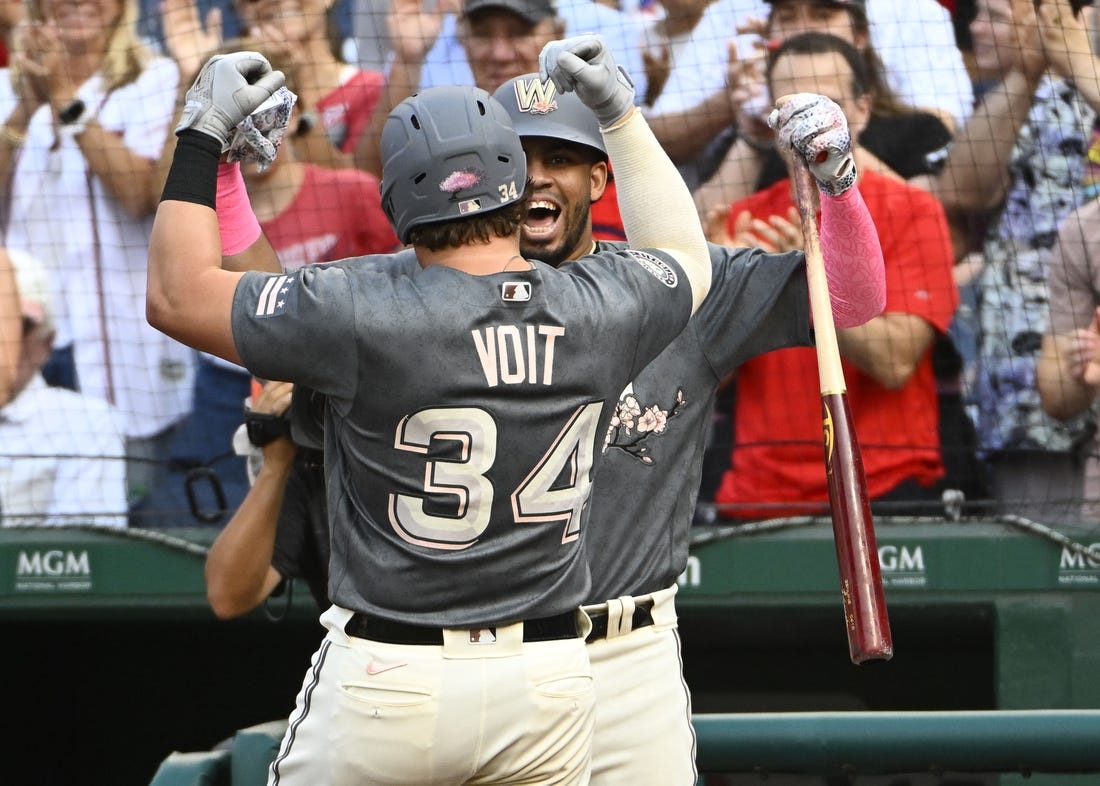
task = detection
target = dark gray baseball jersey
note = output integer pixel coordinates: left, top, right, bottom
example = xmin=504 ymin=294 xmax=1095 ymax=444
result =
xmin=584 ymin=243 xmax=812 ymax=602
xmin=232 ymin=247 xmax=693 ymax=625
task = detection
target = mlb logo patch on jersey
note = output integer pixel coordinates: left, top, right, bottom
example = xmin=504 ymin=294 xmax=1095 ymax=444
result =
xmin=501 ymin=281 xmax=531 ymax=302
xmin=254 ymin=274 xmax=296 ymax=318
xmin=627 ymin=250 xmax=679 ymax=288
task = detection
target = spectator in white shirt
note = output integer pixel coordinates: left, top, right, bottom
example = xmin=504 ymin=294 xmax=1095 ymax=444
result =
xmin=0 ymin=0 xmax=194 ymax=517
xmin=645 ymin=0 xmax=972 ymax=127
xmin=644 ymin=0 xmax=974 ymax=189
xmin=0 ymin=249 xmax=126 ymax=528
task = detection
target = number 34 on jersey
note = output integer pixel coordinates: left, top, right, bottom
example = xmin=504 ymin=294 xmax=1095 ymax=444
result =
xmin=388 ymin=402 xmax=603 ymax=552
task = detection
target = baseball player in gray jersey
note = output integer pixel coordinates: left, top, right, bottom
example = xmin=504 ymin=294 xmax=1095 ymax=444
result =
xmin=492 ymin=73 xmax=888 ymax=784
xmin=149 ymin=36 xmax=712 ymax=785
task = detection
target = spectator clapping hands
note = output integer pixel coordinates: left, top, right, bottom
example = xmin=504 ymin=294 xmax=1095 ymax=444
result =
xmin=160 ymin=0 xmax=223 ymax=80
xmin=726 ymin=207 xmax=804 ymax=253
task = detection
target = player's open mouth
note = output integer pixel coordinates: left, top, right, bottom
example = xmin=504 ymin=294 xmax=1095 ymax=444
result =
xmin=523 ymin=200 xmax=561 ymax=238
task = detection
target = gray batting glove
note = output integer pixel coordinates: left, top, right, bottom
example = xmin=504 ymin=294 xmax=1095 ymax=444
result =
xmin=176 ymin=51 xmax=287 ymax=151
xmin=768 ymin=93 xmax=856 ymax=197
xmin=539 ymin=34 xmax=635 ymax=128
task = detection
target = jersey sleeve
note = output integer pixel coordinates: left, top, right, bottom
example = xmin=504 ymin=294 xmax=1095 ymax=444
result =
xmin=232 ymin=264 xmax=359 ymax=399
xmin=694 ymin=245 xmax=812 ymax=373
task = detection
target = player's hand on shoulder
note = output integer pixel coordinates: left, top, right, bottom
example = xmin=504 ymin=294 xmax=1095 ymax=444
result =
xmin=539 ymin=33 xmax=635 ymax=127
xmin=768 ymin=93 xmax=856 ymax=197
xmin=176 ymin=50 xmax=286 ymax=149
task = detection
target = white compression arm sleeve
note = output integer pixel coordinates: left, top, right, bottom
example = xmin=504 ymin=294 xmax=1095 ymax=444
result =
xmin=600 ymin=110 xmax=711 ymax=314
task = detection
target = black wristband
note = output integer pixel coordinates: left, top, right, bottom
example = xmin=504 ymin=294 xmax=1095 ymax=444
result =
xmin=58 ymin=98 xmax=87 ymax=125
xmin=246 ymin=410 xmax=293 ymax=447
xmin=160 ymin=130 xmax=221 ymax=208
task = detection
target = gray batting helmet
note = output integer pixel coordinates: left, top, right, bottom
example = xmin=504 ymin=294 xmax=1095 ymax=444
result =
xmin=380 ymin=85 xmax=527 ymax=244
xmin=492 ymin=74 xmax=607 ymax=161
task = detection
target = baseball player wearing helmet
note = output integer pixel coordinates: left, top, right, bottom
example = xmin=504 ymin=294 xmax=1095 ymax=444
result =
xmin=150 ymin=38 xmax=712 ymax=785
xmin=492 ymin=72 xmax=888 ymax=784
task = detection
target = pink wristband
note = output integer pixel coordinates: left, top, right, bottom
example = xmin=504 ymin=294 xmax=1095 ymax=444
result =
xmin=216 ymin=162 xmax=262 ymax=256
xmin=819 ymin=186 xmax=886 ymax=328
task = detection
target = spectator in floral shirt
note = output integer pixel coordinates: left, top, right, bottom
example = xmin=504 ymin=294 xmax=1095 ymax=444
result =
xmin=970 ymin=0 xmax=1100 ymax=518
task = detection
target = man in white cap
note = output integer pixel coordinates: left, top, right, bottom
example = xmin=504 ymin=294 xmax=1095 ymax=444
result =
xmin=0 ymin=249 xmax=127 ymax=527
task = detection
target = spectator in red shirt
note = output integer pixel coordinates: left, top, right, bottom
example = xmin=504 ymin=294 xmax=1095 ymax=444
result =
xmin=713 ymin=32 xmax=959 ymax=519
xmin=161 ymin=0 xmax=384 ymax=169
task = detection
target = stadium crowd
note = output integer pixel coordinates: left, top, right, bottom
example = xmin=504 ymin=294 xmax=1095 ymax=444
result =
xmin=2 ymin=0 xmax=1100 ymax=531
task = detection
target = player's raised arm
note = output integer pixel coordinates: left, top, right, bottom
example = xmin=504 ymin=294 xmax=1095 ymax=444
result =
xmin=540 ymin=34 xmax=710 ymax=314
xmin=769 ymin=93 xmax=885 ymax=329
xmin=205 ymin=379 xmax=297 ymax=619
xmin=147 ymin=51 xmax=285 ymax=362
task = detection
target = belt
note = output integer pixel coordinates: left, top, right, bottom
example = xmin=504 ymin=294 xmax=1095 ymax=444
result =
xmin=585 ymin=600 xmax=655 ymax=643
xmin=344 ymin=610 xmax=580 ymax=645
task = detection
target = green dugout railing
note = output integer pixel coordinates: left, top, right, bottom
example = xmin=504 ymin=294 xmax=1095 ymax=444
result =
xmin=4 ymin=524 xmax=1099 ymax=785
xmin=150 ymin=711 xmax=1100 ymax=785
xmin=694 ymin=710 xmax=1100 ymax=776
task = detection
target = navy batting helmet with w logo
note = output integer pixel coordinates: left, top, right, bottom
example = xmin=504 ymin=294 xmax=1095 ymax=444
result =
xmin=493 ymin=74 xmax=607 ymax=162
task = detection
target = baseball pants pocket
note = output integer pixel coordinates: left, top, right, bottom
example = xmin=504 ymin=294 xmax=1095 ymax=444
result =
xmin=336 ymin=639 xmax=438 ymax=715
xmin=468 ymin=640 xmax=595 ymax=786
xmin=328 ymin=645 xmax=445 ymax=784
xmin=527 ymin=638 xmax=594 ymax=702
xmin=340 ymin=681 xmax=434 ymax=708
xmin=532 ymin=674 xmax=593 ymax=700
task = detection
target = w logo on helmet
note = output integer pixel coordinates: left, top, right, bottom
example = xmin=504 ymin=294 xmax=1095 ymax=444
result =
xmin=513 ymin=77 xmax=558 ymax=115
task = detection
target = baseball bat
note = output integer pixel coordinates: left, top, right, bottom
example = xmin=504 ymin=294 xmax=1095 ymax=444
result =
xmin=791 ymin=156 xmax=893 ymax=664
